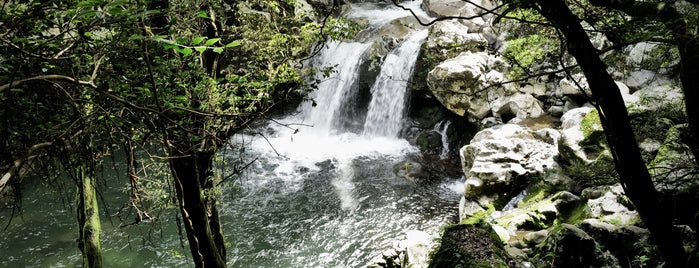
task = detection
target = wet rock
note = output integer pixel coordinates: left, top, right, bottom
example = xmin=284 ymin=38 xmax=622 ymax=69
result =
xmin=459 ymin=197 xmax=486 ymax=220
xmin=393 ymin=161 xmax=428 ymax=182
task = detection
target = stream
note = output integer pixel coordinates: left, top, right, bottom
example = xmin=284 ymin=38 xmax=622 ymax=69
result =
xmin=0 ymin=2 xmax=464 ymax=267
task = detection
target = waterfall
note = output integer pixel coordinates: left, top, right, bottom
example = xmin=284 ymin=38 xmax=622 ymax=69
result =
xmin=300 ymin=41 xmax=371 ymax=134
xmin=435 ymin=120 xmax=452 ymax=159
xmin=362 ymin=29 xmax=429 ymax=137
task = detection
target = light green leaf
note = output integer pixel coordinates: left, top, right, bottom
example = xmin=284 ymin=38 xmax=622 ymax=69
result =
xmin=213 ymin=47 xmax=224 ymax=54
xmin=205 ymin=38 xmax=221 ymax=46
xmin=192 ymin=36 xmax=206 ymax=45
xmin=197 ymin=11 xmax=210 ymax=19
xmin=225 ymin=40 xmax=242 ymax=48
xmin=180 ymin=47 xmax=193 ymax=55
xmin=194 ymin=46 xmax=207 ymax=53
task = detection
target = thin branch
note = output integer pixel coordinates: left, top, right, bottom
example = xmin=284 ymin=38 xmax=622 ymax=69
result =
xmin=0 ymin=74 xmax=97 ymax=93
xmin=0 ymin=142 xmax=53 ymax=193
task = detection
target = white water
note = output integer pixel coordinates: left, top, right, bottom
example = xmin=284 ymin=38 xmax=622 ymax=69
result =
xmin=300 ymin=41 xmax=371 ymax=134
xmin=435 ymin=120 xmax=452 ymax=159
xmin=225 ymin=6 xmax=457 ymax=267
xmin=363 ymin=29 xmax=429 ymax=137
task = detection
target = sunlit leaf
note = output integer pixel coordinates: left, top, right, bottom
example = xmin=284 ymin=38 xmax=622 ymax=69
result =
xmin=205 ymin=38 xmax=221 ymax=46
xmin=192 ymin=36 xmax=206 ymax=45
xmin=225 ymin=40 xmax=241 ymax=48
xmin=213 ymin=47 xmax=224 ymax=54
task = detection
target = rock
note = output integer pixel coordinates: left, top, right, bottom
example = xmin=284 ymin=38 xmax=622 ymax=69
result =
xmin=393 ymin=161 xmax=428 ymax=182
xmin=538 ymin=224 xmax=619 ymax=267
xmin=459 ymin=197 xmax=486 ymax=221
xmin=426 ymin=51 xmax=507 ymax=119
xmin=459 ymin=124 xmax=560 ymax=199
xmin=586 ymin=184 xmax=640 ymax=226
xmin=649 ymin=124 xmax=698 ymax=193
xmin=397 ymin=230 xmax=433 ymax=268
xmin=491 ymin=93 xmax=545 ymax=122
xmin=492 ymin=224 xmax=511 ymax=243
xmin=558 ymin=108 xmax=618 ymax=187
xmin=429 ymin=223 xmax=510 ymax=267
xmin=423 ymin=0 xmax=468 ymax=17
xmin=557 ymin=74 xmax=590 ymax=98
xmin=518 ymin=84 xmax=547 ymax=98
xmin=423 ymin=0 xmax=496 ymax=33
xmin=562 ymin=96 xmax=579 ymax=114
xmin=579 ymin=219 xmax=655 ymax=268
xmin=523 ymin=229 xmax=548 ymax=246
xmin=294 ymin=0 xmax=317 ymax=20
xmin=627 ymin=83 xmax=684 ymax=115
xmin=423 ymin=21 xmax=488 ymax=63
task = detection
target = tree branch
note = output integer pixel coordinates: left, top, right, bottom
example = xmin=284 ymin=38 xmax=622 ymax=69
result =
xmin=0 ymin=74 xmax=97 ymax=93
xmin=0 ymin=142 xmax=53 ymax=193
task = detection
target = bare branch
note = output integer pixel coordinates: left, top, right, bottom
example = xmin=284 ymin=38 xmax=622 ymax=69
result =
xmin=0 ymin=74 xmax=97 ymax=93
xmin=0 ymin=142 xmax=53 ymax=193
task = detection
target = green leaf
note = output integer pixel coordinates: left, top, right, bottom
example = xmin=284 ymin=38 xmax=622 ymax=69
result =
xmin=197 ymin=11 xmax=210 ymax=19
xmin=213 ymin=47 xmax=224 ymax=54
xmin=194 ymin=46 xmax=207 ymax=53
xmin=225 ymin=40 xmax=241 ymax=48
xmin=192 ymin=36 xmax=206 ymax=45
xmin=180 ymin=47 xmax=194 ymax=56
xmin=205 ymin=38 xmax=221 ymax=46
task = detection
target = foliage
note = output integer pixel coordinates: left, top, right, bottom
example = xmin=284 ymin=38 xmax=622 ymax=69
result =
xmin=502 ymin=32 xmax=559 ymax=79
xmin=1 ymin=0 xmax=326 ymax=266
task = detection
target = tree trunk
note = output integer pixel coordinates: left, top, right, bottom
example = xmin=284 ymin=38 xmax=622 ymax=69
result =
xmin=169 ymin=148 xmax=226 ymax=268
xmin=76 ymin=166 xmax=103 ymax=268
xmin=533 ymin=0 xmax=688 ymax=266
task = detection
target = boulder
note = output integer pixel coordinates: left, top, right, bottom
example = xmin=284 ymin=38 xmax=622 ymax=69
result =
xmin=427 ymin=51 xmax=507 ymax=119
xmin=423 ymin=21 xmax=488 ymax=64
xmin=585 ymin=184 xmax=640 ymax=226
xmin=558 ymin=107 xmax=615 ymax=171
xmin=649 ymin=124 xmax=698 ymax=193
xmin=422 ymin=0 xmax=495 ymax=33
xmin=459 ymin=124 xmax=560 ymax=199
xmin=490 ymin=93 xmax=545 ymax=122
xmin=428 ymin=223 xmax=510 ymax=267
xmin=397 ymin=230 xmax=433 ymax=268
xmin=538 ymin=224 xmax=619 ymax=267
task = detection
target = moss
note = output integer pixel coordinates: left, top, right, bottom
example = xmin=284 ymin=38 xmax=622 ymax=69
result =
xmin=429 ymin=223 xmax=510 ymax=268
xmin=556 ymin=202 xmax=588 ymax=225
xmin=518 ymin=186 xmax=548 ymax=208
xmin=461 ymin=204 xmax=495 ymax=225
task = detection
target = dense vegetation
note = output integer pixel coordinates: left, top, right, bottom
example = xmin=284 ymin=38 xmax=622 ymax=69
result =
xmin=0 ymin=0 xmax=338 ymax=267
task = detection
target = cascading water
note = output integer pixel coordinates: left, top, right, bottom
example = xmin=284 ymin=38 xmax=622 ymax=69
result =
xmin=225 ymin=4 xmax=461 ymax=268
xmin=363 ymin=30 xmax=428 ymax=137
xmin=435 ymin=120 xmax=453 ymax=159
xmin=0 ymin=2 xmax=463 ymax=268
xmin=300 ymin=41 xmax=371 ymax=134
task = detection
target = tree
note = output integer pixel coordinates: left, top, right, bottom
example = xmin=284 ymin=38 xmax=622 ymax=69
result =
xmin=527 ymin=1 xmax=688 ymax=266
xmin=1 ymin=0 xmax=326 ymax=267
xmin=391 ymin=0 xmax=694 ymax=265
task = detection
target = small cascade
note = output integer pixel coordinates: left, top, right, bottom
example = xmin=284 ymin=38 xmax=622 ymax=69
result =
xmin=300 ymin=41 xmax=371 ymax=134
xmin=435 ymin=120 xmax=452 ymax=159
xmin=362 ymin=29 xmax=429 ymax=137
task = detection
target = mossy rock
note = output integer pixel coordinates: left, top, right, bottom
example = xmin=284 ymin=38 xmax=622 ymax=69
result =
xmin=429 ymin=223 xmax=511 ymax=268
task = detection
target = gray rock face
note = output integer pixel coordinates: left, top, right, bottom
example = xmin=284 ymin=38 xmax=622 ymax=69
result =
xmin=459 ymin=124 xmax=560 ymax=199
xmin=585 ymin=184 xmax=640 ymax=226
xmin=490 ymin=93 xmax=545 ymax=122
xmin=426 ymin=51 xmax=506 ymax=119
xmin=539 ymin=224 xmax=620 ymax=267
xmin=424 ymin=21 xmax=488 ymax=63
